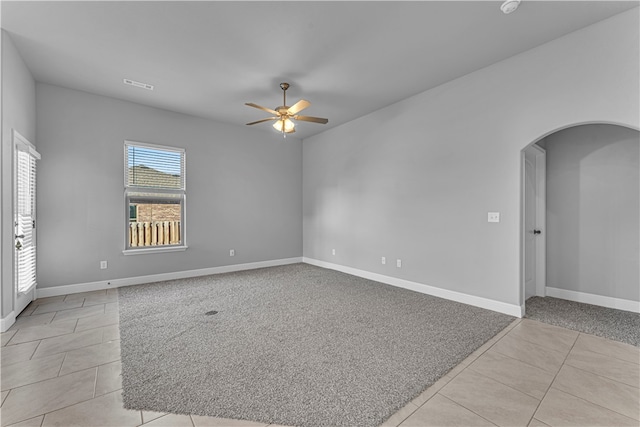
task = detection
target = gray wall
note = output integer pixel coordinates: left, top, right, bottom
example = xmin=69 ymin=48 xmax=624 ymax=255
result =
xmin=36 ymin=84 xmax=302 ymax=288
xmin=303 ymin=9 xmax=639 ymax=307
xmin=1 ymin=31 xmax=37 ymax=318
xmin=546 ymin=124 xmax=639 ymax=301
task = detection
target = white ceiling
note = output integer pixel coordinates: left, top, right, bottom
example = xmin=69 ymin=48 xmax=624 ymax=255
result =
xmin=2 ymin=1 xmax=637 ymax=139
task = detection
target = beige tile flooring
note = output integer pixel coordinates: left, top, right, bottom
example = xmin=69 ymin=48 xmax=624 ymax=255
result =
xmin=1 ymin=290 xmax=639 ymax=427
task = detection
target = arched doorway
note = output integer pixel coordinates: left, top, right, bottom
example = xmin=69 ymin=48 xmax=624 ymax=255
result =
xmin=521 ymin=123 xmax=639 ymax=314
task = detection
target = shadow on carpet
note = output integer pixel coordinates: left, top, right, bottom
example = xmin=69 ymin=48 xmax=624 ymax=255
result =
xmin=118 ymin=263 xmax=514 ymax=427
xmin=525 ymin=296 xmax=640 ymax=347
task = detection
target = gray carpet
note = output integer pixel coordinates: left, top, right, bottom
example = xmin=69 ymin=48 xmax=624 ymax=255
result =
xmin=525 ymin=296 xmax=640 ymax=347
xmin=118 ymin=263 xmax=514 ymax=427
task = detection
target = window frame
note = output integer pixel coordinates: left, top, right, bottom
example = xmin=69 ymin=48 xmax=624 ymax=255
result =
xmin=123 ymin=140 xmax=187 ymax=255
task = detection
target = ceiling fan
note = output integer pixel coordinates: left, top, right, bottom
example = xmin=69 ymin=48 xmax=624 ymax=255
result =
xmin=245 ymin=83 xmax=328 ymax=136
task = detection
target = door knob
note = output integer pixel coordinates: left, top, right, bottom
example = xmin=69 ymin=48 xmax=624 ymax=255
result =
xmin=533 ymin=229 xmax=542 ymax=235
xmin=15 ymin=240 xmax=22 ymax=250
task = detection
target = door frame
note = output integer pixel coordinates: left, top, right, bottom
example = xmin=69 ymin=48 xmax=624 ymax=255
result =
xmin=521 ymin=143 xmax=546 ymax=311
xmin=13 ymin=129 xmax=40 ymax=316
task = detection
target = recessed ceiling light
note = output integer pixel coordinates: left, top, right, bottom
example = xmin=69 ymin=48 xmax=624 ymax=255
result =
xmin=123 ymin=78 xmax=154 ymax=91
xmin=501 ymin=0 xmax=521 ymax=14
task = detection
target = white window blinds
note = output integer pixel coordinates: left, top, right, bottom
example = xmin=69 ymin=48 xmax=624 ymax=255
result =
xmin=15 ymin=145 xmax=39 ymax=294
xmin=125 ymin=142 xmax=185 ymax=190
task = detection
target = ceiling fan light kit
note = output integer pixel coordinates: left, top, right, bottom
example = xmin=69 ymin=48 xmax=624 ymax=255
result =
xmin=245 ymin=82 xmax=328 ymax=137
xmin=273 ymin=118 xmax=296 ymax=133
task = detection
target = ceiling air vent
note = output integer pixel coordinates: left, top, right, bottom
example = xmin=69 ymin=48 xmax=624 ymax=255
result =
xmin=123 ymin=78 xmax=154 ymax=91
xmin=500 ymin=0 xmax=521 ymax=14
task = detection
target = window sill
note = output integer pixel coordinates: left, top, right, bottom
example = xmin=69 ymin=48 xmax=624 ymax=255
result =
xmin=123 ymin=245 xmax=188 ymax=256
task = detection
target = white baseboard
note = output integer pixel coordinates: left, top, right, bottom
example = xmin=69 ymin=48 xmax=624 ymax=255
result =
xmin=1 ymin=311 xmax=16 ymax=333
xmin=33 ymin=256 xmax=525 ymax=318
xmin=36 ymin=257 xmax=303 ymax=299
xmin=302 ymin=257 xmax=523 ymax=317
xmin=546 ymin=287 xmax=640 ymax=313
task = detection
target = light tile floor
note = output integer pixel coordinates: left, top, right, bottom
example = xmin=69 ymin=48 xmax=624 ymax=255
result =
xmin=1 ymin=290 xmax=638 ymax=427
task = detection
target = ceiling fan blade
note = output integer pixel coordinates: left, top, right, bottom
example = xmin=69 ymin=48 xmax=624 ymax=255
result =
xmin=294 ymin=115 xmax=328 ymax=124
xmin=246 ymin=117 xmax=278 ymax=125
xmin=287 ymin=99 xmax=310 ymax=115
xmin=245 ymin=103 xmax=279 ymax=115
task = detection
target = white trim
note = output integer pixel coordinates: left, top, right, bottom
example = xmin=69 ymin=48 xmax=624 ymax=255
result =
xmin=36 ymin=257 xmax=303 ymax=298
xmin=12 ymin=130 xmax=40 ymax=324
xmin=303 ymin=257 xmax=523 ymax=317
xmin=546 ymin=287 xmax=640 ymax=313
xmin=124 ymin=139 xmax=185 ymax=154
xmin=1 ymin=311 xmax=16 ymax=333
xmin=123 ymin=245 xmax=188 ymax=256
xmin=534 ymin=147 xmax=546 ymax=298
xmin=521 ymin=144 xmax=547 ymax=307
xmin=13 ymin=129 xmax=40 ymax=159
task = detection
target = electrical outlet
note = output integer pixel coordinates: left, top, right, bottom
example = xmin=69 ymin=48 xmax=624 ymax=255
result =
xmin=100 ymin=261 xmax=107 ymax=269
xmin=332 ymin=249 xmax=336 ymax=255
xmin=381 ymin=256 xmax=386 ymax=265
xmin=488 ymin=212 xmax=500 ymax=223
xmin=229 ymin=249 xmax=235 ymax=256
xmin=396 ymin=259 xmax=402 ymax=268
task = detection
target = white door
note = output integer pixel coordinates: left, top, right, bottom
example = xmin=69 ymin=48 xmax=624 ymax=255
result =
xmin=522 ymin=144 xmax=546 ymax=304
xmin=14 ymin=131 xmax=40 ymax=315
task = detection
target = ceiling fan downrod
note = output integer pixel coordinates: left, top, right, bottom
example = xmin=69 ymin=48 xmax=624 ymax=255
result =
xmin=280 ymin=82 xmax=289 ymax=107
xmin=280 ymin=83 xmax=289 ymax=137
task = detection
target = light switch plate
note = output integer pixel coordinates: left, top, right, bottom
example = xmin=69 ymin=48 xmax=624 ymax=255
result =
xmin=488 ymin=212 xmax=500 ymax=223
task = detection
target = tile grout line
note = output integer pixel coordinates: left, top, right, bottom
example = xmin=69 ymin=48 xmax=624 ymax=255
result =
xmin=548 ymin=386 xmax=640 ymax=423
xmin=92 ymin=362 xmax=99 ymax=398
xmin=560 ymin=360 xmax=640 ymax=390
xmin=55 ymin=352 xmax=67 ymax=377
xmin=507 ymin=323 xmax=578 ymax=355
xmin=101 ymin=322 xmax=108 ymax=343
xmin=37 ymin=368 xmax=104 ymax=426
xmin=574 ymin=335 xmax=640 ymax=365
xmin=525 ymin=329 xmax=581 ymax=425
xmin=491 ymin=333 xmax=568 ymax=375
xmin=6 ymin=365 xmax=98 ymax=393
xmin=487 ymin=345 xmax=560 ymax=375
xmin=28 ymin=339 xmax=42 ymax=361
xmin=464 ymin=361 xmax=546 ymax=402
xmin=447 ymin=362 xmax=543 ymax=406
xmin=437 ymin=392 xmax=499 ymax=426
xmin=2 ymin=367 xmax=100 ymax=427
xmin=2 ymin=389 xmax=12 ymax=408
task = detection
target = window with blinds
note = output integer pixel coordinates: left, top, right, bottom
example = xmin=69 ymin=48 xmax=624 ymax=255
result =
xmin=124 ymin=141 xmax=186 ymax=252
